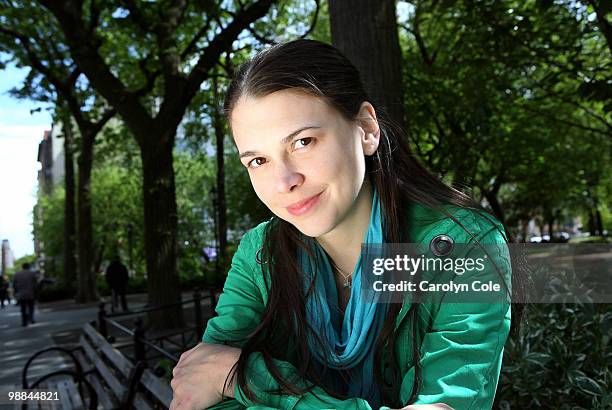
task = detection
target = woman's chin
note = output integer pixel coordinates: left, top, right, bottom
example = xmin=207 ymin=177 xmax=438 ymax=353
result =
xmin=290 ymin=217 xmax=334 ymax=238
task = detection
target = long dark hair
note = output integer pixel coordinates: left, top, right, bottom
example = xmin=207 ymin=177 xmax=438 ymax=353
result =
xmin=223 ymin=39 xmax=525 ymax=407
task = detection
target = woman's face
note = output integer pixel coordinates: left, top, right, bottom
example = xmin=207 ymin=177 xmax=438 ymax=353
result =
xmin=230 ymin=89 xmax=379 ymax=238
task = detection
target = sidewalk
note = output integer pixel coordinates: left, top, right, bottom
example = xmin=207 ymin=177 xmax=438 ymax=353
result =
xmin=0 ymin=292 xmax=201 ymax=388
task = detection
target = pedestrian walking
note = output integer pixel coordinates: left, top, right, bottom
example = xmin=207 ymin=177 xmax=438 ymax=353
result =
xmin=105 ymin=256 xmax=129 ymax=312
xmin=0 ymin=274 xmax=9 ymax=308
xmin=12 ymin=263 xmax=39 ymax=326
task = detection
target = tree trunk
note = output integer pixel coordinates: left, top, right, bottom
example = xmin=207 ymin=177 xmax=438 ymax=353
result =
xmin=589 ymin=0 xmax=612 ymax=57
xmin=75 ymin=130 xmax=98 ymax=302
xmin=213 ymin=75 xmax=228 ymax=266
xmin=141 ymin=134 xmax=183 ymax=329
xmin=521 ymin=220 xmax=529 ymax=243
xmin=588 ymin=211 xmax=597 ymax=236
xmin=93 ymin=242 xmax=105 ymax=279
xmin=329 ymin=0 xmax=405 ymax=130
xmin=482 ymin=188 xmax=514 ymax=242
xmin=62 ymin=119 xmax=77 ymax=286
xmin=548 ymin=217 xmax=554 ymax=239
xmin=483 ymin=189 xmax=505 ymax=226
xmin=595 ymin=208 xmax=604 ymax=236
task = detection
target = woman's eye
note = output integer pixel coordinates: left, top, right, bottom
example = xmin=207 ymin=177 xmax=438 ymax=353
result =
xmin=247 ymin=157 xmax=267 ymax=168
xmin=292 ymin=137 xmax=313 ymax=150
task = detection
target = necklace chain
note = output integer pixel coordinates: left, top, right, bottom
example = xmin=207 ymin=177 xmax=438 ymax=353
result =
xmin=330 ymin=259 xmax=352 ymax=289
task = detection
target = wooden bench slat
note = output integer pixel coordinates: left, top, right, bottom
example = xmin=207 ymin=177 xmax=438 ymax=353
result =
xmin=83 ymin=323 xmax=134 ymax=378
xmin=85 ymin=372 xmax=116 ymax=410
xmin=55 ymin=380 xmax=73 ymax=410
xmin=10 ymin=384 xmax=20 ymax=410
xmin=133 ymin=393 xmax=155 ymax=410
xmin=38 ymin=381 xmax=56 ymax=410
xmin=79 ymin=335 xmax=127 ymax=401
xmin=75 ymin=347 xmax=117 ymax=410
xmin=140 ymin=369 xmax=173 ymax=408
xmin=63 ymin=379 xmax=84 ymax=410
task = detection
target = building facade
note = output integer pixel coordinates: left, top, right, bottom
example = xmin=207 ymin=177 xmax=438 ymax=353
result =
xmin=1 ymin=239 xmax=14 ymax=275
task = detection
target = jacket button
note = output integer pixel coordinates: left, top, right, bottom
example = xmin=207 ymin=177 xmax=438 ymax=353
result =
xmin=429 ymin=234 xmax=454 ymax=257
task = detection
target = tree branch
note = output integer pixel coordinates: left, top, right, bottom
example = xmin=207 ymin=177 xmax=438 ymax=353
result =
xmin=401 ymin=23 xmax=433 ymax=67
xmin=245 ymin=25 xmax=277 ymax=45
xmin=530 ymin=88 xmax=612 ymax=132
xmin=154 ymin=0 xmax=187 ymax=103
xmin=297 ymin=0 xmax=320 ymax=40
xmin=171 ymin=0 xmax=275 ymax=121
xmin=180 ymin=16 xmax=213 ymax=60
xmin=91 ymin=107 xmax=116 ymax=135
xmin=87 ymin=0 xmax=101 ymax=36
xmin=219 ymin=50 xmax=236 ymax=78
xmin=120 ymin=0 xmax=153 ymax=33
xmin=38 ymin=0 xmax=153 ymax=140
xmin=522 ymin=105 xmax=611 ymax=137
xmin=0 ymin=26 xmax=64 ymax=93
xmin=133 ymin=55 xmax=161 ymax=98
xmin=66 ymin=66 xmax=81 ymax=88
xmin=588 ymin=0 xmax=612 ymax=56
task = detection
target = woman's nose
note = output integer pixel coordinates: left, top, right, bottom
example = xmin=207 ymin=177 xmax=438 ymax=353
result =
xmin=274 ymin=161 xmax=303 ymax=193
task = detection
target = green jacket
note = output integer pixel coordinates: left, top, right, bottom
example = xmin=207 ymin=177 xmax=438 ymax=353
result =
xmin=203 ymin=204 xmax=512 ymax=410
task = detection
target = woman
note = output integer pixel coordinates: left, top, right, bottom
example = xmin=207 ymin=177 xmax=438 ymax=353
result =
xmin=170 ymin=39 xmax=520 ymax=410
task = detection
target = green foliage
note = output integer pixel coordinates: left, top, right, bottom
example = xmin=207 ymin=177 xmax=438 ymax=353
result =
xmin=499 ymin=303 xmax=612 ymax=408
xmin=7 ymin=254 xmax=37 ymax=275
xmin=91 ymin=163 xmax=145 ymax=272
xmin=174 ymin=150 xmax=215 ymax=280
xmin=37 ymin=282 xmax=77 ymax=303
xmin=33 ymin=142 xmax=263 ymax=284
xmin=569 ymin=236 xmax=612 ymax=244
xmin=96 ymin=273 xmax=148 ymax=297
xmin=400 ymin=0 xmax=612 ymax=234
xmin=153 ymin=358 xmax=175 ymax=383
xmin=33 ymin=187 xmax=66 ymax=278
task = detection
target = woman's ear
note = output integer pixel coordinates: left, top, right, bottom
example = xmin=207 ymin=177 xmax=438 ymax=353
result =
xmin=357 ymin=101 xmax=380 ymax=156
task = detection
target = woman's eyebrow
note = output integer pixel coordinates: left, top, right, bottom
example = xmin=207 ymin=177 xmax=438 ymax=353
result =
xmin=239 ymin=125 xmax=321 ymax=159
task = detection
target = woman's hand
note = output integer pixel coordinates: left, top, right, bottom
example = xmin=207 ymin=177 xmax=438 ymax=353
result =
xmin=170 ymin=342 xmax=242 ymax=410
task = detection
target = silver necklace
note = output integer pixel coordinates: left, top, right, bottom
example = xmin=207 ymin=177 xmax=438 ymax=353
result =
xmin=330 ymin=259 xmax=352 ymax=289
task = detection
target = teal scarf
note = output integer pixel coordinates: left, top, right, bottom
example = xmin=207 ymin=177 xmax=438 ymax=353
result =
xmin=299 ymin=187 xmax=388 ymax=407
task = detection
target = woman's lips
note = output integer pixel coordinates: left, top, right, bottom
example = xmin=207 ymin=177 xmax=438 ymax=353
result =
xmin=286 ymin=192 xmax=323 ymax=216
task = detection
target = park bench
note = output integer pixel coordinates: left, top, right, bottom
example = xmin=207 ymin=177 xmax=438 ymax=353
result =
xmin=21 ymin=322 xmax=173 ymax=409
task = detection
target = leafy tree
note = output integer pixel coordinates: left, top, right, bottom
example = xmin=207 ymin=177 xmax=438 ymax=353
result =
xmin=35 ymin=0 xmax=278 ymax=328
xmin=398 ymin=1 xmax=611 ymax=235
xmin=0 ymin=1 xmax=115 ymax=301
xmin=33 ymin=187 xmax=66 ymax=278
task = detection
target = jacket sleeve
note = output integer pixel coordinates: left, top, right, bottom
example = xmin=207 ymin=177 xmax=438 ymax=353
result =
xmin=398 ymin=219 xmax=512 ymax=409
xmin=202 ymin=228 xmax=375 ymax=410
xmin=202 ymin=228 xmax=267 ymax=347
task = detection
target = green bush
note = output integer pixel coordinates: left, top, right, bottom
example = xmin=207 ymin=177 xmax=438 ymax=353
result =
xmin=37 ymin=283 xmax=76 ymax=302
xmin=497 ymin=303 xmax=612 ymax=409
xmin=97 ymin=274 xmax=148 ymax=296
xmin=569 ymin=236 xmax=612 ymax=244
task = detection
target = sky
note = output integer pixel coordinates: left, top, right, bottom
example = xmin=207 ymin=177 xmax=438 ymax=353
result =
xmin=0 ymin=62 xmax=52 ymax=259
